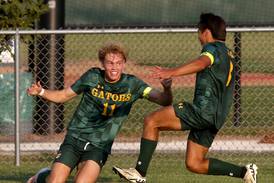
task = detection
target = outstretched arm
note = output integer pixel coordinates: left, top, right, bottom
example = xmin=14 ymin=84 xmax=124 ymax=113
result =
xmin=27 ymin=81 xmax=77 ymax=103
xmin=151 ymin=55 xmax=211 ymax=79
xmin=147 ymin=78 xmax=173 ymax=106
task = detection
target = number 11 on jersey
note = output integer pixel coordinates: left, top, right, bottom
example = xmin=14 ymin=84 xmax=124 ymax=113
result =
xmin=102 ymin=103 xmax=116 ymax=116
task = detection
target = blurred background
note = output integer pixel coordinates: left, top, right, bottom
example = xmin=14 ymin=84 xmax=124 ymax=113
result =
xmin=0 ymin=0 xmax=273 ymax=182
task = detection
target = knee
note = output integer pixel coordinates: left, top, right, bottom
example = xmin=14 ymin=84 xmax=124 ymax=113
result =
xmin=143 ymin=114 xmax=157 ymax=129
xmin=74 ymin=175 xmax=86 ymax=183
xmin=47 ymin=176 xmax=64 ymax=183
xmin=47 ymin=172 xmax=67 ymax=183
xmin=74 ymin=174 xmax=97 ymax=183
xmin=74 ymin=177 xmax=89 ymax=183
xmin=185 ymin=158 xmax=202 ymax=173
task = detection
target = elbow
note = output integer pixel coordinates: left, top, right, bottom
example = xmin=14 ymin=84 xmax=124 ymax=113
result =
xmin=161 ymin=95 xmax=173 ymax=106
xmin=165 ymin=99 xmax=173 ymax=106
xmin=54 ymin=96 xmax=68 ymax=103
xmin=50 ymin=99 xmax=63 ymax=104
xmin=57 ymin=92 xmax=75 ymax=103
xmin=58 ymin=98 xmax=68 ymax=103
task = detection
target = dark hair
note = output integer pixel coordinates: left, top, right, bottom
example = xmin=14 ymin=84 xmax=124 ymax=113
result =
xmin=198 ymin=13 xmax=226 ymax=41
xmin=98 ymin=42 xmax=128 ymax=62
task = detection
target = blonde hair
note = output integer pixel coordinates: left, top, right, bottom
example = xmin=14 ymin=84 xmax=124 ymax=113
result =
xmin=98 ymin=42 xmax=128 ymax=62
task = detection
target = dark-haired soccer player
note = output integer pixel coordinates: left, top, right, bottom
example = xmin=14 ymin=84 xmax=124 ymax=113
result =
xmin=26 ymin=43 xmax=173 ymax=183
xmin=113 ymin=13 xmax=257 ymax=183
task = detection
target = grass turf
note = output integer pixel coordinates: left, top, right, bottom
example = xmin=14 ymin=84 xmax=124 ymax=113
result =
xmin=0 ymin=152 xmax=273 ymax=183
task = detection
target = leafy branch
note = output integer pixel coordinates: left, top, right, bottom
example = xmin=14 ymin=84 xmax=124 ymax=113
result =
xmin=0 ymin=0 xmax=49 ymax=62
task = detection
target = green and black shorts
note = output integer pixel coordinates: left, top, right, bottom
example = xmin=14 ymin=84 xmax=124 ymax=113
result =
xmin=173 ymin=101 xmax=219 ymax=148
xmin=54 ymin=135 xmax=108 ymax=169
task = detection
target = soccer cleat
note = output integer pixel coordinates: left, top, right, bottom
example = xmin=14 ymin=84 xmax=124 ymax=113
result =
xmin=113 ymin=166 xmax=146 ymax=183
xmin=26 ymin=167 xmax=51 ymax=183
xmin=243 ymin=163 xmax=258 ymax=183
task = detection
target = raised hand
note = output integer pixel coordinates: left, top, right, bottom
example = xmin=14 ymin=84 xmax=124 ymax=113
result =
xmin=150 ymin=66 xmax=173 ymax=79
xmin=27 ymin=81 xmax=43 ymax=96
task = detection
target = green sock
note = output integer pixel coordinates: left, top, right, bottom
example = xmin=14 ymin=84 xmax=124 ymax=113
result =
xmin=36 ymin=168 xmax=51 ymax=183
xmin=208 ymin=158 xmax=247 ymax=178
xmin=135 ymin=138 xmax=158 ymax=177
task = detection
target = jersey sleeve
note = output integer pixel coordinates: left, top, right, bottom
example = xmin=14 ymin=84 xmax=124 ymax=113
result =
xmin=71 ymin=69 xmax=96 ymax=94
xmin=133 ymin=76 xmax=152 ymax=99
xmin=200 ymin=43 xmax=217 ymax=65
xmin=142 ymin=86 xmax=153 ymax=99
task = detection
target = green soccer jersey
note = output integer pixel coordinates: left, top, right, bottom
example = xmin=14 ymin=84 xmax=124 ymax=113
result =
xmin=67 ymin=68 xmax=151 ymax=153
xmin=194 ymin=41 xmax=235 ymax=129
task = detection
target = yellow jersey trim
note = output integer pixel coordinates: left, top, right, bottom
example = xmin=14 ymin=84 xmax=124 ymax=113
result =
xmin=201 ymin=52 xmax=214 ymax=65
xmin=226 ymin=61 xmax=234 ymax=86
xmin=143 ymin=87 xmax=152 ymax=99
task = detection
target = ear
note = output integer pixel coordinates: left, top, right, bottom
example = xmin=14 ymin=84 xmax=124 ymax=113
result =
xmin=204 ymin=29 xmax=210 ymax=36
xmin=100 ymin=61 xmax=105 ymax=68
xmin=205 ymin=29 xmax=213 ymax=40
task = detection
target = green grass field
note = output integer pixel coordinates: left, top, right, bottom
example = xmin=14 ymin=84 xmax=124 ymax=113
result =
xmin=0 ymin=152 xmax=273 ymax=183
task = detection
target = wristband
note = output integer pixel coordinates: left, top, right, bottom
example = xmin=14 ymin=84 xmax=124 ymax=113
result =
xmin=38 ymin=88 xmax=45 ymax=96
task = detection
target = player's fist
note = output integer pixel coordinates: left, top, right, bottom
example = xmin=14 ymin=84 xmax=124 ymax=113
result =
xmin=27 ymin=81 xmax=43 ymax=96
xmin=161 ymin=78 xmax=172 ymax=89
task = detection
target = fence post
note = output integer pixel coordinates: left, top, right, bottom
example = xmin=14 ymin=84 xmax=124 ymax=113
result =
xmin=15 ymin=29 xmax=20 ymax=166
xmin=233 ymin=32 xmax=242 ymax=127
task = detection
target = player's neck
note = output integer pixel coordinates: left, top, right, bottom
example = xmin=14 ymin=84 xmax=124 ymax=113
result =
xmin=215 ymin=39 xmax=225 ymax=43
xmin=104 ymin=76 xmax=121 ymax=83
xmin=207 ymin=39 xmax=225 ymax=44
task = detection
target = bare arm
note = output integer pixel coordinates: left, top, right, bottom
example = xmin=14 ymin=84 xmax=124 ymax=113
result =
xmin=27 ymin=81 xmax=77 ymax=103
xmin=147 ymin=78 xmax=173 ymax=106
xmin=151 ymin=55 xmax=211 ymax=79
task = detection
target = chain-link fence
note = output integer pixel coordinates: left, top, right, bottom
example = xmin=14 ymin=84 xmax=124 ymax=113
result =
xmin=0 ymin=29 xmax=273 ymax=182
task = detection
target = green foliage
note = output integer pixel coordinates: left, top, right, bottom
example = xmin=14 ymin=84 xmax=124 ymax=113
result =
xmin=0 ymin=0 xmax=48 ymax=29
xmin=0 ymin=0 xmax=49 ymax=62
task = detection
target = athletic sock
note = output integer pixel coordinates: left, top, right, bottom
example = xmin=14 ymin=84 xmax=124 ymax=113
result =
xmin=208 ymin=158 xmax=247 ymax=178
xmin=36 ymin=168 xmax=51 ymax=183
xmin=135 ymin=138 xmax=158 ymax=177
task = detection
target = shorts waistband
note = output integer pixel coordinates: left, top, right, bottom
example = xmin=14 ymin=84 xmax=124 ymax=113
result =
xmin=69 ymin=133 xmax=89 ymax=142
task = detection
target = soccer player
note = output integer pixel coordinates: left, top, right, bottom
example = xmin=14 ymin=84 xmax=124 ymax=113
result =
xmin=113 ymin=13 xmax=257 ymax=183
xmin=26 ymin=43 xmax=173 ymax=183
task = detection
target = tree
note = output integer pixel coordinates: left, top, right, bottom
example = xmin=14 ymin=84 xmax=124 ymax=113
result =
xmin=0 ymin=0 xmax=48 ymax=62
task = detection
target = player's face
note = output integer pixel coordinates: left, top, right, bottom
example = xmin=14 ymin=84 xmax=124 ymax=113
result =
xmin=102 ymin=53 xmax=125 ymax=83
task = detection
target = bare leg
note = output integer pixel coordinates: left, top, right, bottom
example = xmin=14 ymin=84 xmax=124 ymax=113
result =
xmin=185 ymin=140 xmax=209 ymax=174
xmin=185 ymin=140 xmax=248 ymax=179
xmin=27 ymin=162 xmax=71 ymax=183
xmin=136 ymin=106 xmax=182 ymax=176
xmin=47 ymin=162 xmax=71 ymax=183
xmin=74 ymin=160 xmax=101 ymax=183
xmin=142 ymin=105 xmax=182 ymax=140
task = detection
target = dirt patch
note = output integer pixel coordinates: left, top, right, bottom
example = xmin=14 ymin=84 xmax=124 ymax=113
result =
xmin=259 ymin=133 xmax=274 ymax=144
